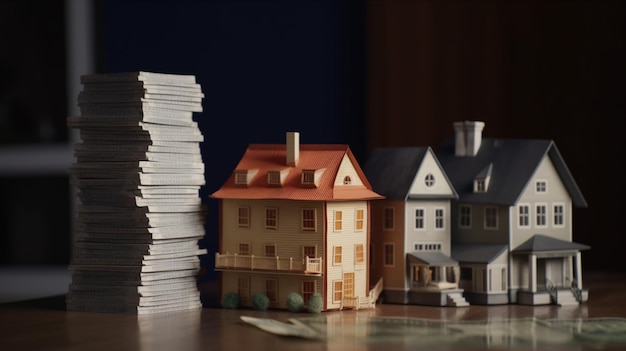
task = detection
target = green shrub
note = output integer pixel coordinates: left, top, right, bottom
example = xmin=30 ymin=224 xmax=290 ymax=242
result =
xmin=286 ymin=292 xmax=304 ymax=313
xmin=221 ymin=292 xmax=240 ymax=309
xmin=307 ymin=293 xmax=323 ymax=313
xmin=251 ymin=292 xmax=270 ymax=311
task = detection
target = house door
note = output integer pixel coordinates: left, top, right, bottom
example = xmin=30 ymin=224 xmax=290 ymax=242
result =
xmin=537 ymin=258 xmax=564 ymax=289
xmin=545 ymin=258 xmax=564 ymax=287
xmin=343 ymin=273 xmax=354 ymax=298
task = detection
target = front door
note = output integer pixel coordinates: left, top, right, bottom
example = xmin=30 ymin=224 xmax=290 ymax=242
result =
xmin=343 ymin=272 xmax=354 ymax=298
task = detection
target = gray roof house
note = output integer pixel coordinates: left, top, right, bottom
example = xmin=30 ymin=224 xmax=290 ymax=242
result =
xmin=437 ymin=121 xmax=589 ymax=306
xmin=364 ymin=147 xmax=469 ymax=307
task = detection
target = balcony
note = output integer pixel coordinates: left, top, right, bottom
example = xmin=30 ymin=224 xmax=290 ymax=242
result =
xmin=215 ymin=253 xmax=323 ymax=275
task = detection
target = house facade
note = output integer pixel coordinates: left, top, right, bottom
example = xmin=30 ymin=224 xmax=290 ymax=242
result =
xmin=211 ymin=132 xmax=383 ymax=311
xmin=437 ymin=121 xmax=589 ymax=305
xmin=364 ymin=147 xmax=468 ymax=307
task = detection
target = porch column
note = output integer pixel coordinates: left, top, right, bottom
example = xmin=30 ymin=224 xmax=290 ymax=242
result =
xmin=529 ymin=254 xmax=537 ymax=293
xmin=575 ymin=252 xmax=583 ymax=289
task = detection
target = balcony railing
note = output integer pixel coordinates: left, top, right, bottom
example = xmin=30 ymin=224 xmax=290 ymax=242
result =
xmin=215 ymin=253 xmax=322 ymax=274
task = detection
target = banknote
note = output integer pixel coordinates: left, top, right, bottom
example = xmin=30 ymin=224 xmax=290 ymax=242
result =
xmin=241 ymin=315 xmax=626 ymax=348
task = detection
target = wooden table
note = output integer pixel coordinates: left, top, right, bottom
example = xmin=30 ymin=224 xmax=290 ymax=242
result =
xmin=1 ymin=270 xmax=625 ymax=351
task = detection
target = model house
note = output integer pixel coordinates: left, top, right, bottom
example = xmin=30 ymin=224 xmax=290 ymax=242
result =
xmin=211 ymin=132 xmax=384 ymax=311
xmin=364 ymin=147 xmax=469 ymax=307
xmin=437 ymin=121 xmax=589 ymax=305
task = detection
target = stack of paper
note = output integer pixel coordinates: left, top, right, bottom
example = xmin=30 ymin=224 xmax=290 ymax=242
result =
xmin=66 ymin=71 xmax=207 ymax=314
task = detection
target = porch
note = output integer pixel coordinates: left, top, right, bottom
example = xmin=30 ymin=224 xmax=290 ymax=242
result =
xmin=215 ymin=253 xmax=323 ymax=275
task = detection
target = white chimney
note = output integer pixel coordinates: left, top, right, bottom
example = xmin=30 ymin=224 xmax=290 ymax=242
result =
xmin=453 ymin=121 xmax=485 ymax=157
xmin=286 ymin=132 xmax=300 ymax=166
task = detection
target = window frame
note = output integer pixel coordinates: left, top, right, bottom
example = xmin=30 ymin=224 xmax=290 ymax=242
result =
xmin=459 ymin=205 xmax=471 ymax=228
xmin=383 ymin=242 xmax=395 ymax=267
xmin=355 ymin=209 xmax=364 ymax=231
xmin=484 ymin=206 xmax=498 ymax=230
xmin=301 ymin=208 xmax=317 ymax=231
xmin=553 ymin=203 xmax=565 ymax=227
xmin=518 ymin=204 xmax=530 ymax=228
xmin=265 ymin=207 xmax=278 ymax=229
xmin=414 ymin=208 xmax=425 ymax=230
xmin=238 ymin=206 xmax=250 ymax=228
xmin=334 ymin=210 xmax=343 ymax=232
xmin=536 ymin=203 xmax=547 ymax=228
xmin=383 ymin=207 xmax=395 ymax=231
xmin=434 ymin=207 xmax=445 ymax=230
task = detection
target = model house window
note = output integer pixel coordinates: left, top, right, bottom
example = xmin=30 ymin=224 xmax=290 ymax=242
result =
xmin=435 ymin=208 xmax=445 ymax=229
xmin=238 ymin=243 xmax=250 ymax=255
xmin=343 ymin=176 xmax=352 ymax=185
xmin=333 ymin=280 xmax=343 ymax=302
xmin=334 ymin=211 xmax=343 ymax=231
xmin=459 ymin=205 xmax=471 ymax=228
xmin=414 ymin=243 xmax=442 ymax=251
xmin=355 ymin=244 xmax=364 ymax=264
xmin=333 ymin=246 xmax=342 ymax=265
xmin=553 ymin=204 xmax=564 ymax=227
xmin=415 ymin=208 xmax=424 ymax=229
xmin=266 ymin=279 xmax=278 ymax=303
xmin=238 ymin=206 xmax=250 ymax=228
xmin=424 ymin=173 xmax=435 ymax=187
xmin=234 ymin=170 xmax=248 ymax=185
xmin=475 ymin=179 xmax=486 ymax=193
xmin=383 ymin=207 xmax=394 ymax=230
xmin=536 ymin=204 xmax=547 ymax=227
xmin=536 ymin=180 xmax=547 ymax=193
xmin=383 ymin=243 xmax=394 ymax=267
xmin=238 ymin=277 xmax=250 ymax=302
xmin=265 ymin=244 xmax=277 ymax=257
xmin=301 ymin=170 xmax=315 ymax=185
xmin=302 ymin=281 xmax=315 ymax=303
xmin=484 ymin=207 xmax=498 ymax=229
xmin=355 ymin=209 xmax=364 ymax=231
xmin=265 ymin=208 xmax=278 ymax=229
xmin=267 ymin=170 xmax=281 ymax=185
xmin=518 ymin=204 xmax=530 ymax=228
xmin=303 ymin=245 xmax=316 ymax=258
xmin=302 ymin=208 xmax=316 ymax=231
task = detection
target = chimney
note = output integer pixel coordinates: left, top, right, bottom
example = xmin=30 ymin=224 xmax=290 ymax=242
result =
xmin=453 ymin=121 xmax=485 ymax=157
xmin=286 ymin=131 xmax=300 ymax=166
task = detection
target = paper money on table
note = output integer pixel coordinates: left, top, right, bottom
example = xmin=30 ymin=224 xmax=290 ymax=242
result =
xmin=241 ymin=315 xmax=626 ymax=348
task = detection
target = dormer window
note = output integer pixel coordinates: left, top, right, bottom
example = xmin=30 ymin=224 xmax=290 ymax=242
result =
xmin=267 ymin=170 xmax=281 ymax=185
xmin=475 ymin=179 xmax=486 ymax=192
xmin=343 ymin=176 xmax=352 ymax=185
xmin=473 ymin=163 xmax=492 ymax=193
xmin=302 ymin=170 xmax=315 ymax=185
xmin=234 ymin=169 xmax=258 ymax=186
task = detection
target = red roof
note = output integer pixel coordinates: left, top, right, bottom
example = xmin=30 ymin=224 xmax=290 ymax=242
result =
xmin=211 ymin=144 xmax=383 ymax=201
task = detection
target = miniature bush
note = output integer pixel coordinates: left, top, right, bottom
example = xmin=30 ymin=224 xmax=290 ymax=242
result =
xmin=251 ymin=292 xmax=270 ymax=311
xmin=286 ymin=292 xmax=304 ymax=313
xmin=221 ymin=292 xmax=240 ymax=309
xmin=307 ymin=293 xmax=323 ymax=313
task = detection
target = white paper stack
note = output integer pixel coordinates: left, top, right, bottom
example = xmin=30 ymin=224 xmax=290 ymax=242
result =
xmin=66 ymin=71 xmax=207 ymax=314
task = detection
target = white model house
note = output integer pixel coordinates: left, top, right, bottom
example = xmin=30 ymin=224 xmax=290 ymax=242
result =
xmin=364 ymin=147 xmax=469 ymax=307
xmin=437 ymin=121 xmax=589 ymax=305
xmin=211 ymin=132 xmax=383 ymax=311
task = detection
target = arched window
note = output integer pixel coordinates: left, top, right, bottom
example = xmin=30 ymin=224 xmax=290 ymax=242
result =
xmin=343 ymin=176 xmax=351 ymax=185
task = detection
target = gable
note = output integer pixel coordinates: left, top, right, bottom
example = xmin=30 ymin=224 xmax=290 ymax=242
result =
xmin=333 ymin=154 xmax=365 ymax=186
xmin=408 ymin=149 xmax=456 ymax=198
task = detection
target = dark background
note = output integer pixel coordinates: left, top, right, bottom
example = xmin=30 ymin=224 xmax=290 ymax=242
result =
xmin=0 ymin=0 xmax=623 ymax=279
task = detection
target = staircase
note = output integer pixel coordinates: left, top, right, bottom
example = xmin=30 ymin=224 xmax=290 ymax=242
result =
xmin=446 ymin=292 xmax=469 ymax=307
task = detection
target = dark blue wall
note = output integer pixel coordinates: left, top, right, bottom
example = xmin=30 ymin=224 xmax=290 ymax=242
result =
xmin=99 ymin=0 xmax=367 ymax=281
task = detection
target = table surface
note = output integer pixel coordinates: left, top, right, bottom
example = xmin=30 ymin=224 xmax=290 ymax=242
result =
xmin=1 ymin=269 xmax=625 ymax=351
